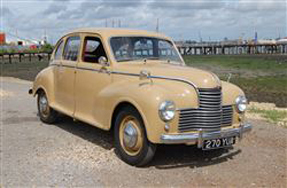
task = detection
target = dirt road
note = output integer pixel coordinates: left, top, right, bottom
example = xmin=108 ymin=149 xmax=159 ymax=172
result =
xmin=1 ymin=77 xmax=286 ymax=187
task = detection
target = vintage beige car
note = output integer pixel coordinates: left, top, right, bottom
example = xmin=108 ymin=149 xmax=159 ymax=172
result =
xmin=29 ymin=28 xmax=252 ymax=166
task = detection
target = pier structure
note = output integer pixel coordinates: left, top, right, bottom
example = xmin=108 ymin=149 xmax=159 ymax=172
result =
xmin=176 ymin=40 xmax=287 ymax=55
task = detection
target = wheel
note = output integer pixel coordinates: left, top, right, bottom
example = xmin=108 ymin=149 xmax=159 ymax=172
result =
xmin=37 ymin=90 xmax=58 ymax=124
xmin=114 ymin=106 xmax=156 ymax=166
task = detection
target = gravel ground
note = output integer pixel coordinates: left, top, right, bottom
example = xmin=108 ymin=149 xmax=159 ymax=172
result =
xmin=0 ymin=77 xmax=286 ymax=187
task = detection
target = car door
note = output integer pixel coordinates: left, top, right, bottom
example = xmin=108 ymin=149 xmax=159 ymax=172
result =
xmin=74 ymin=34 xmax=111 ymax=128
xmin=55 ymin=35 xmax=81 ymax=116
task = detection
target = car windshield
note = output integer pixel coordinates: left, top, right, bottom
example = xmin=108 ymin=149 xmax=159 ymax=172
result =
xmin=110 ymin=36 xmax=183 ymax=64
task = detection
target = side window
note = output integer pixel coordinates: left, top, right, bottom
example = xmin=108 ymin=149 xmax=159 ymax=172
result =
xmin=54 ymin=40 xmax=64 ymax=60
xmin=63 ymin=36 xmax=81 ymax=61
xmin=82 ymin=36 xmax=107 ymax=63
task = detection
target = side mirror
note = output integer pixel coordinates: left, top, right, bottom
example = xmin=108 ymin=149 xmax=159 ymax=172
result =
xmin=99 ymin=56 xmax=110 ymax=67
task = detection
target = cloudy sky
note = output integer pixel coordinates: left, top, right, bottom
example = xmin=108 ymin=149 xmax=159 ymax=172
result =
xmin=1 ymin=0 xmax=286 ymax=44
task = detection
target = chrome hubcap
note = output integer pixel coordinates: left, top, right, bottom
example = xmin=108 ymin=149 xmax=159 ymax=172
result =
xmin=123 ymin=122 xmax=138 ymax=149
xmin=119 ymin=116 xmax=143 ymax=156
xmin=39 ymin=95 xmax=49 ymax=115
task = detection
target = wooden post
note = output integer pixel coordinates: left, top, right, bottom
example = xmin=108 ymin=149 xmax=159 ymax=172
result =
xmin=38 ymin=54 xmax=43 ymax=61
xmin=9 ymin=54 xmax=12 ymax=64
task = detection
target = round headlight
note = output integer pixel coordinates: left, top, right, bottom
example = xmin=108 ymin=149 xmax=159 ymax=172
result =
xmin=159 ymin=101 xmax=176 ymax=122
xmin=235 ymin=96 xmax=248 ymax=113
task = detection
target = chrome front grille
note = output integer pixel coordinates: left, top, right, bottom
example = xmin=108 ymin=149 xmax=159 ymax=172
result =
xmin=222 ymin=105 xmax=233 ymax=126
xmin=178 ymin=88 xmax=233 ymax=132
xmin=199 ymin=88 xmax=222 ymax=111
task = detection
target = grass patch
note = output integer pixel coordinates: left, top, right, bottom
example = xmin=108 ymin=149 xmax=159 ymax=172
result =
xmin=183 ymin=55 xmax=287 ymax=107
xmin=184 ymin=55 xmax=287 ymax=71
xmin=1 ymin=55 xmax=287 ymax=106
xmin=0 ymin=60 xmax=49 ymax=81
xmin=230 ymin=76 xmax=287 ymax=107
xmin=231 ymin=76 xmax=287 ymax=94
xmin=248 ymin=107 xmax=287 ymax=126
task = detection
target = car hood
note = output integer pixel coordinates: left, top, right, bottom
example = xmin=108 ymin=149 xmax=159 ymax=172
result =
xmin=113 ymin=62 xmax=221 ymax=88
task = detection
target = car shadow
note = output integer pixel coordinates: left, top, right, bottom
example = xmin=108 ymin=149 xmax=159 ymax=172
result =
xmin=52 ymin=116 xmax=241 ymax=168
xmin=147 ymin=145 xmax=241 ymax=169
xmin=53 ymin=116 xmax=113 ymax=150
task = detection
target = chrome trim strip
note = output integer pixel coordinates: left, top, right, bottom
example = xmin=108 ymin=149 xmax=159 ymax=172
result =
xmin=50 ymin=63 xmax=101 ymax=72
xmin=110 ymin=70 xmax=141 ymax=77
xmin=111 ymin=70 xmax=198 ymax=89
xmin=110 ymin=70 xmax=200 ymax=105
xmin=179 ymin=109 xmax=222 ymax=113
xmin=49 ymin=64 xmax=200 ymax=105
xmin=177 ymin=105 xmax=233 ymax=111
xmin=160 ymin=122 xmax=252 ymax=145
xmin=179 ymin=116 xmax=222 ymax=120
xmin=62 ymin=64 xmax=76 ymax=69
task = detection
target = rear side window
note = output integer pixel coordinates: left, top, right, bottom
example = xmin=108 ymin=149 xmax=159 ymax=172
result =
xmin=63 ymin=36 xmax=81 ymax=61
xmin=54 ymin=40 xmax=64 ymax=60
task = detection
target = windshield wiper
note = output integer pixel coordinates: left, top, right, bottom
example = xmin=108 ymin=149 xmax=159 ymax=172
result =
xmin=117 ymin=58 xmax=135 ymax=62
xmin=145 ymin=57 xmax=160 ymax=60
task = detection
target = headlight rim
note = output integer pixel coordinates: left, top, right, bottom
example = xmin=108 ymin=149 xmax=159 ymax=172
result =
xmin=158 ymin=100 xmax=176 ymax=122
xmin=235 ymin=95 xmax=248 ymax=113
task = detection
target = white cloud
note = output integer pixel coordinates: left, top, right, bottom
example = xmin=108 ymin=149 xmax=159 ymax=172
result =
xmin=1 ymin=0 xmax=286 ymax=43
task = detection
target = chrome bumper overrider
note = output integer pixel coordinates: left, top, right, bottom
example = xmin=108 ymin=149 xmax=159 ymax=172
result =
xmin=161 ymin=123 xmax=252 ymax=147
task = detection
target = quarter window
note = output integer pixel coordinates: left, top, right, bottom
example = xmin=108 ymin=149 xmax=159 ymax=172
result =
xmin=82 ymin=37 xmax=107 ymax=63
xmin=54 ymin=40 xmax=64 ymax=60
xmin=63 ymin=36 xmax=81 ymax=61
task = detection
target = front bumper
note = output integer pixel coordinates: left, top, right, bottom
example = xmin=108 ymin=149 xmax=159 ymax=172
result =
xmin=161 ymin=122 xmax=252 ymax=147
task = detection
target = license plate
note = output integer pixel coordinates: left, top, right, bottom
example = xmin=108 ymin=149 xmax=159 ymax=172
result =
xmin=202 ymin=137 xmax=236 ymax=150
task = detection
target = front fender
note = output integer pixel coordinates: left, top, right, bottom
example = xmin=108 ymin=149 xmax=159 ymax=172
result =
xmin=32 ymin=67 xmax=56 ymax=107
xmin=221 ymin=81 xmax=245 ymax=104
xmin=221 ymin=81 xmax=246 ymax=125
xmin=99 ymin=79 xmax=198 ymax=143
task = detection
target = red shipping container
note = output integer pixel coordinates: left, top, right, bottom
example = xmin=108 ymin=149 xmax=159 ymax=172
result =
xmin=0 ymin=32 xmax=6 ymax=45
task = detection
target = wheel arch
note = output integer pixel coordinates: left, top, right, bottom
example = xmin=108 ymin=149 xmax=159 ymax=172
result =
xmin=32 ymin=67 xmax=56 ymax=107
xmin=110 ymin=100 xmax=149 ymax=138
xmin=34 ymin=86 xmax=46 ymax=96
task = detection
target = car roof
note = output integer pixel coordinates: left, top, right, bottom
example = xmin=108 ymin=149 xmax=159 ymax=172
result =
xmin=67 ymin=27 xmax=171 ymax=40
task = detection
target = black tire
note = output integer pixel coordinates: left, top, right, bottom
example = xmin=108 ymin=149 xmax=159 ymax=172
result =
xmin=114 ymin=106 xmax=156 ymax=167
xmin=37 ymin=90 xmax=58 ymax=124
